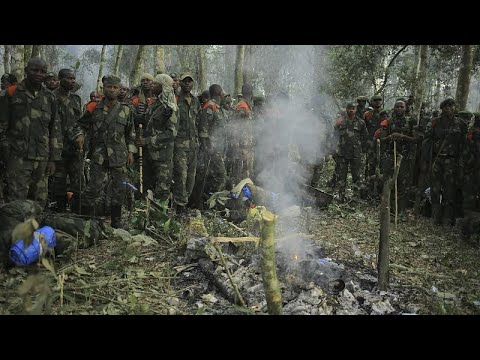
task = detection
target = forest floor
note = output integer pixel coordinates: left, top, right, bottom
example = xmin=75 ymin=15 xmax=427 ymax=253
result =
xmin=1 ymin=161 xmax=480 ymax=315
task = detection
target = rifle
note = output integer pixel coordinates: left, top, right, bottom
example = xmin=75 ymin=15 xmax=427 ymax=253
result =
xmin=78 ymin=150 xmax=84 ymax=214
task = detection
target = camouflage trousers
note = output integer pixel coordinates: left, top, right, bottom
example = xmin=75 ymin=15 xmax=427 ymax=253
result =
xmin=365 ymin=139 xmax=379 ymax=178
xmin=337 ymin=156 xmax=361 ymax=195
xmin=49 ymin=154 xmax=85 ymax=210
xmin=431 ymin=157 xmax=459 ymax=225
xmin=5 ymin=156 xmax=48 ymax=208
xmin=382 ymin=155 xmax=413 ymax=213
xmin=172 ymin=139 xmax=198 ymax=207
xmin=84 ymin=161 xmax=127 ymax=209
xmin=194 ymin=148 xmax=227 ymax=197
xmin=143 ymin=146 xmax=174 ymax=202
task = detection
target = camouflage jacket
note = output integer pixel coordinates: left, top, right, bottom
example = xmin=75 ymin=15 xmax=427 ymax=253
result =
xmin=363 ymin=109 xmax=382 ymax=137
xmin=144 ymin=98 xmax=177 ymax=161
xmin=175 ymin=91 xmax=200 ymax=147
xmin=53 ymin=88 xmax=82 ymax=156
xmin=378 ymin=114 xmax=418 ymax=158
xmin=131 ymin=92 xmax=155 ymax=128
xmin=425 ymin=115 xmax=467 ymax=161
xmin=199 ymin=99 xmax=227 ymax=153
xmin=334 ymin=115 xmax=367 ymax=159
xmin=0 ymin=80 xmax=62 ymax=161
xmin=74 ymin=100 xmax=136 ymax=167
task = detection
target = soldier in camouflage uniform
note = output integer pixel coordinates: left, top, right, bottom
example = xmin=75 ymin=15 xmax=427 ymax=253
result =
xmin=457 ymin=110 xmax=474 ymax=214
xmin=356 ymin=96 xmax=369 ymax=119
xmin=363 ymin=94 xmax=384 ymax=180
xmin=170 ymin=72 xmax=181 ymax=97
xmin=424 ymin=98 xmax=467 ymax=226
xmin=227 ymin=83 xmax=255 ymax=185
xmin=192 ymin=83 xmax=228 ymax=208
xmin=136 ymin=74 xmax=177 ymax=203
xmin=49 ymin=69 xmax=84 ymax=212
xmin=0 ymin=57 xmax=62 ymax=208
xmin=131 ymin=73 xmax=155 ymax=129
xmin=334 ymin=102 xmax=367 ymax=202
xmin=73 ymin=75 xmax=136 ymax=228
xmin=1 ymin=73 xmax=17 ymax=91
xmin=172 ymin=72 xmax=200 ymax=215
xmin=44 ymin=72 xmax=60 ymax=91
xmin=376 ymin=100 xmax=421 ymax=214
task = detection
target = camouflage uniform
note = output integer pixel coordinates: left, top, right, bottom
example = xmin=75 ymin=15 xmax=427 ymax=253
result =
xmin=376 ymin=114 xmax=418 ymax=212
xmin=334 ymin=112 xmax=367 ymax=199
xmin=74 ymin=99 xmax=136 ymax=213
xmin=227 ymin=98 xmax=254 ymax=184
xmin=172 ymin=91 xmax=200 ymax=207
xmin=424 ymin=111 xmax=467 ymax=225
xmin=50 ymin=87 xmax=83 ymax=211
xmin=0 ymin=80 xmax=62 ymax=207
xmin=143 ymin=97 xmax=177 ymax=202
xmin=364 ymin=107 xmax=383 ymax=179
xmin=195 ymin=99 xmax=227 ymax=198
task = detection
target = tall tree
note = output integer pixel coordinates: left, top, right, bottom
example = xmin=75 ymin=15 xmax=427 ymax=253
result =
xmin=113 ymin=45 xmax=124 ymax=76
xmin=155 ymin=45 xmax=165 ymax=75
xmin=31 ymin=45 xmax=42 ymax=58
xmin=10 ymin=45 xmax=25 ymax=82
xmin=413 ymin=45 xmax=429 ymax=116
xmin=197 ymin=45 xmax=206 ymax=91
xmin=243 ymin=45 xmax=253 ymax=86
xmin=455 ymin=45 xmax=474 ymax=111
xmin=96 ymin=45 xmax=107 ymax=95
xmin=3 ymin=45 xmax=11 ymax=73
xmin=234 ymin=45 xmax=245 ymax=96
xmin=130 ymin=45 xmax=147 ymax=87
xmin=24 ymin=45 xmax=33 ymax=66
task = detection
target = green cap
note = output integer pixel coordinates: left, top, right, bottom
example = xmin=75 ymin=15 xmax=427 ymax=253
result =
xmin=370 ymin=95 xmax=383 ymax=102
xmin=45 ymin=72 xmax=57 ymax=79
xmin=179 ymin=72 xmax=194 ymax=81
xmin=379 ymin=109 xmax=389 ymax=116
xmin=357 ymin=96 xmax=369 ymax=102
xmin=103 ymin=75 xmax=121 ymax=85
xmin=345 ymin=101 xmax=356 ymax=108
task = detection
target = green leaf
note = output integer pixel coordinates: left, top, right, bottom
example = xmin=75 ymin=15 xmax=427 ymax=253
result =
xmin=163 ymin=218 xmax=171 ymax=233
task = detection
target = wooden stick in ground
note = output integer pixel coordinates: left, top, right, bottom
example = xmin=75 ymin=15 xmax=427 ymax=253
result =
xmin=394 ymin=140 xmax=398 ymax=226
xmin=260 ymin=210 xmax=283 ymax=315
xmin=214 ymin=243 xmax=246 ymax=307
xmin=377 ymin=154 xmax=402 ymax=291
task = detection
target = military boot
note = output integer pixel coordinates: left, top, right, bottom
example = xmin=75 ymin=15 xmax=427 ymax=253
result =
xmin=111 ymin=206 xmax=123 ymax=229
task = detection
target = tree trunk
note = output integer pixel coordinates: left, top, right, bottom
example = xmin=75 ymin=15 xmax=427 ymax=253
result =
xmin=113 ymin=45 xmax=124 ymax=77
xmin=377 ymin=155 xmax=403 ymax=291
xmin=234 ymin=45 xmax=245 ymax=96
xmin=243 ymin=45 xmax=253 ymax=86
xmin=410 ymin=45 xmax=420 ymax=96
xmin=130 ymin=45 xmax=147 ymax=87
xmin=414 ymin=45 xmax=429 ymax=117
xmin=24 ymin=45 xmax=33 ymax=65
xmin=197 ymin=45 xmax=207 ymax=92
xmin=3 ymin=45 xmax=11 ymax=73
xmin=155 ymin=45 xmax=165 ymax=75
xmin=31 ymin=45 xmax=42 ymax=58
xmin=96 ymin=45 xmax=107 ymax=96
xmin=455 ymin=45 xmax=474 ymax=111
xmin=10 ymin=45 xmax=25 ymax=82
xmin=39 ymin=45 xmax=46 ymax=60
xmin=260 ymin=210 xmax=283 ymax=315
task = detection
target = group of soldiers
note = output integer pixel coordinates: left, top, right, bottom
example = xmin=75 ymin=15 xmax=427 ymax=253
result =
xmin=0 ymin=57 xmax=259 ymax=228
xmin=1 ymin=56 xmax=479 ymax=231
xmin=331 ymin=94 xmax=480 ymax=226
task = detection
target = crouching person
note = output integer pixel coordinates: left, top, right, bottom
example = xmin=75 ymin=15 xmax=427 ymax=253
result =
xmin=73 ymin=75 xmax=136 ymax=228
